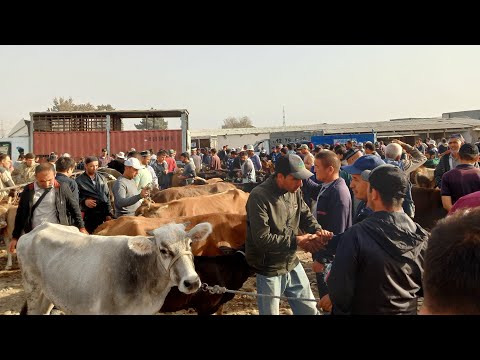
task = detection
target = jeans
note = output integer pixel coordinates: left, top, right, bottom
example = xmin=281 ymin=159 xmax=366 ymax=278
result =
xmin=256 ymin=262 xmax=320 ymax=315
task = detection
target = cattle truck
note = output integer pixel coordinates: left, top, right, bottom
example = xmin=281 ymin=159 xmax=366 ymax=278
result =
xmin=28 ymin=109 xmax=190 ymax=160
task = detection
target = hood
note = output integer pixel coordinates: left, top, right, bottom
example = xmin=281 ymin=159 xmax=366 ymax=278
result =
xmin=358 ymin=211 xmax=429 ymax=261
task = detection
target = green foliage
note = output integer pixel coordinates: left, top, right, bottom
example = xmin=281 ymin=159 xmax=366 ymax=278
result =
xmin=47 ymin=97 xmax=115 ymax=111
xmin=134 ymin=117 xmax=168 ymax=130
xmin=222 ymin=116 xmax=254 ymax=129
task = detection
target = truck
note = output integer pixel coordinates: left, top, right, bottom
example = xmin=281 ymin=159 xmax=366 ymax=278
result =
xmin=253 ymin=131 xmax=314 ymax=155
xmin=311 ymin=133 xmax=376 ymax=147
xmin=0 ymin=136 xmax=30 ymax=161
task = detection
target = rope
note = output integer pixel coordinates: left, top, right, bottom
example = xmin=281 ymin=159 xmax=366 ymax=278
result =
xmin=200 ymin=283 xmax=320 ymax=303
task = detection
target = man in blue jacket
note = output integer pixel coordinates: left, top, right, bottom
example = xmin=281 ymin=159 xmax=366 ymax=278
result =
xmin=327 ymin=165 xmax=429 ymax=314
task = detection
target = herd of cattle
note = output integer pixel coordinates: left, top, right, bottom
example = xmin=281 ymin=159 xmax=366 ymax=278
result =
xmin=0 ymin=166 xmax=445 ymax=315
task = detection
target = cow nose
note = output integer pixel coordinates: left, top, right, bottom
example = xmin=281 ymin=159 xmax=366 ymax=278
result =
xmin=183 ymin=277 xmax=200 ymax=291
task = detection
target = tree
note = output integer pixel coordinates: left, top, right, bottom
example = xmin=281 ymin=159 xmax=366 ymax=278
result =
xmin=134 ymin=117 xmax=168 ymax=130
xmin=222 ymin=116 xmax=254 ymax=129
xmin=47 ymin=97 xmax=115 ymax=111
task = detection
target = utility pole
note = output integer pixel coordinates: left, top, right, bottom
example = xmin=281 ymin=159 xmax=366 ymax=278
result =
xmin=282 ymin=106 xmax=286 ymax=127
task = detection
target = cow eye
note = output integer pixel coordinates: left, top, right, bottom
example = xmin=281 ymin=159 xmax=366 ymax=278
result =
xmin=160 ymin=249 xmax=168 ymax=255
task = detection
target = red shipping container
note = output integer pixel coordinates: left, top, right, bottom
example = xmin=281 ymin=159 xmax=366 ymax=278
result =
xmin=33 ymin=130 xmax=182 ymax=160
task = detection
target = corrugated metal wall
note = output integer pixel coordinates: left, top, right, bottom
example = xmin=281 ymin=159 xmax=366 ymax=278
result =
xmin=33 ymin=130 xmax=182 ymax=159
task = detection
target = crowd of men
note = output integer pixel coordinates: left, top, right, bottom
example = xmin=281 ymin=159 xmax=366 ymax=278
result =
xmin=2 ymin=134 xmax=480 ymax=315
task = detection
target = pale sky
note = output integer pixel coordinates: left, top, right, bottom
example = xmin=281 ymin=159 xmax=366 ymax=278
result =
xmin=1 ymin=45 xmax=480 ymax=134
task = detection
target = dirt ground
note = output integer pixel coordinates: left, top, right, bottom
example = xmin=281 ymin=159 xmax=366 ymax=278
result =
xmin=0 ymin=244 xmax=320 ymax=315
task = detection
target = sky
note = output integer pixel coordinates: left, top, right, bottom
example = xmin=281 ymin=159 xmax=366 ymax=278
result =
xmin=1 ymin=45 xmax=480 ymax=135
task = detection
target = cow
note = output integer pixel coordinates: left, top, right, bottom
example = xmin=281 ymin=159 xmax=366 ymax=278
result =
xmin=412 ymin=186 xmax=447 ymax=230
xmin=2 ymin=205 xmax=17 ymax=270
xmin=17 ymin=221 xmax=212 ymax=315
xmin=135 ymin=189 xmax=249 ymax=218
xmin=94 ymin=213 xmax=246 ymax=256
xmin=410 ymin=166 xmax=435 ymax=189
xmin=160 ymin=250 xmax=253 ymax=315
xmin=193 ymin=177 xmax=225 ymax=185
xmin=152 ymin=182 xmax=237 ymax=203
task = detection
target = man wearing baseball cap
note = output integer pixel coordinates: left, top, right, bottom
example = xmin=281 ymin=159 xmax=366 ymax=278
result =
xmin=327 ymin=165 xmax=429 ymax=315
xmin=112 ymin=157 xmax=150 ymax=217
xmin=245 ymin=154 xmax=333 ymax=315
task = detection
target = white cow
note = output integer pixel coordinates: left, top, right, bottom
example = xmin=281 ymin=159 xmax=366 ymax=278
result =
xmin=17 ymin=221 xmax=212 ymax=315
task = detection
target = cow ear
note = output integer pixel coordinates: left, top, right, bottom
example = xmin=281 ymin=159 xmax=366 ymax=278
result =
xmin=187 ymin=222 xmax=213 ymax=242
xmin=127 ymin=237 xmax=155 ymax=255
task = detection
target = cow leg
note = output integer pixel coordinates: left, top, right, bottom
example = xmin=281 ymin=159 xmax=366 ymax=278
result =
xmin=22 ymin=277 xmax=55 ymax=315
xmin=5 ymin=252 xmax=12 ymax=270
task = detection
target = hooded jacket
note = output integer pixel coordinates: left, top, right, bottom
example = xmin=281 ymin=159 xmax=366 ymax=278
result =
xmin=327 ymin=211 xmax=429 ymax=315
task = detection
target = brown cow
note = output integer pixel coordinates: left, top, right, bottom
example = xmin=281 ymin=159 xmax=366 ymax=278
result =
xmin=193 ymin=177 xmax=224 ymax=185
xmin=152 ymin=182 xmax=237 ymax=203
xmin=412 ymin=186 xmax=447 ymax=230
xmin=135 ymin=188 xmax=249 ymax=218
xmin=94 ymin=213 xmax=246 ymax=256
xmin=410 ymin=166 xmax=435 ymax=189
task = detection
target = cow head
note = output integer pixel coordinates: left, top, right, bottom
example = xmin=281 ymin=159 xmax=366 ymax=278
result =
xmin=130 ymin=222 xmax=212 ymax=294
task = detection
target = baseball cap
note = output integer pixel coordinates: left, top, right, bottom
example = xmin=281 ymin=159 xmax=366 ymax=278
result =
xmin=140 ymin=150 xmax=151 ymax=157
xmin=246 ymin=145 xmax=254 ymax=151
xmin=169 ymin=149 xmax=175 ymax=155
xmin=116 ymin=151 xmax=125 ymax=159
xmin=341 ymin=155 xmax=385 ymax=175
xmin=449 ymin=133 xmax=465 ymax=142
xmin=124 ymin=157 xmax=143 ymax=170
xmin=275 ymin=154 xmax=313 ymax=180
xmin=361 ymin=164 xmax=408 ymax=198
xmin=299 ymin=144 xmax=309 ymax=150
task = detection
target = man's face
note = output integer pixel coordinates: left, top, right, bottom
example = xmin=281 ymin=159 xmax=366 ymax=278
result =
xmin=448 ymin=138 xmax=462 ymax=154
xmin=25 ymin=158 xmax=35 ymax=167
xmin=85 ymin=161 xmax=99 ymax=176
xmin=124 ymin=166 xmax=138 ymax=180
xmin=141 ymin=156 xmax=151 ymax=165
xmin=1 ymin=156 xmax=11 ymax=168
xmin=157 ymin=154 xmax=166 ymax=162
xmin=180 ymin=155 xmax=187 ymax=164
xmin=277 ymin=173 xmax=302 ymax=193
xmin=314 ymin=158 xmax=331 ymax=183
xmin=350 ymin=174 xmax=369 ymax=201
xmin=240 ymin=154 xmax=248 ymax=162
xmin=36 ymin=170 xmax=55 ymax=189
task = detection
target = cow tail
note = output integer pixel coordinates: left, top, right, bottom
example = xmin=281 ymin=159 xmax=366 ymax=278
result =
xmin=20 ymin=301 xmax=28 ymax=315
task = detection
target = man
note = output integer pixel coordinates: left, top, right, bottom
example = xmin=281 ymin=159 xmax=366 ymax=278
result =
xmin=434 ymin=133 xmax=470 ymax=188
xmin=238 ymin=151 xmax=256 ymax=183
xmin=55 ymin=156 xmax=79 ymax=204
xmin=437 ymin=138 xmax=448 ymax=156
xmin=226 ymin=150 xmax=238 ymax=179
xmin=113 ymin=157 xmax=150 ymax=217
xmin=9 ymin=163 xmax=87 ymax=253
xmin=327 ymin=165 xmax=429 ymax=315
xmin=134 ymin=150 xmax=158 ymax=190
xmin=364 ymin=142 xmax=381 ymax=157
xmin=441 ymin=143 xmax=480 ymax=211
xmin=420 ymin=207 xmax=480 ymax=315
xmin=344 ymin=148 xmax=363 ymax=165
xmin=246 ymin=145 xmax=262 ymax=172
xmin=107 ymin=151 xmax=126 ymax=174
xmin=47 ymin=153 xmax=58 ymax=170
xmin=0 ymin=153 xmax=16 ymax=202
xmin=384 ymin=139 xmax=427 ymax=217
xmin=151 ymin=150 xmax=169 ymax=189
xmin=98 ymin=148 xmax=112 ymax=167
xmin=75 ymin=156 xmax=114 ymax=234
xmin=209 ymin=148 xmax=222 ymax=170
xmin=245 ymin=154 xmax=333 ymax=315
xmin=165 ymin=149 xmax=177 ymax=187
xmin=191 ymin=148 xmax=202 ymax=171
xmin=271 ymin=144 xmax=282 ymax=165
xmin=424 ymin=149 xmax=439 ymax=169
xmin=299 ymin=144 xmax=315 ymax=171
xmin=178 ymin=152 xmax=196 ymax=185
xmin=12 ymin=152 xmax=38 ymax=185
xmin=302 ymin=150 xmax=352 ymax=306
xmin=448 ymin=190 xmax=480 ymax=215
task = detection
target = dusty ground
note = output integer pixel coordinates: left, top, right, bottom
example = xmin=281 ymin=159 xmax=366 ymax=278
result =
xmin=0 ymin=244 xmax=319 ymax=315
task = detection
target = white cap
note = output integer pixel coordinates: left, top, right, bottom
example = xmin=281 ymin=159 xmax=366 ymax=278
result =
xmin=124 ymin=157 xmax=143 ymax=170
xmin=116 ymin=151 xmax=125 ymax=159
xmin=246 ymin=145 xmax=255 ymax=151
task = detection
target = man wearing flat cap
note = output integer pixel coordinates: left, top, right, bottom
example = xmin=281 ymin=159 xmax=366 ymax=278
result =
xmin=245 ymin=154 xmax=333 ymax=315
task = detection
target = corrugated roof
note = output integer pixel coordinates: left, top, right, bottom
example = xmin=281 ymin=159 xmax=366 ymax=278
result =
xmin=30 ymin=109 xmax=189 ymax=118
xmin=7 ymin=118 xmax=29 ymax=137
xmin=191 ymin=117 xmax=480 ymax=137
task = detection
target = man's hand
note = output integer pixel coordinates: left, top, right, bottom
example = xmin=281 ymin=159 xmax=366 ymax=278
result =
xmin=85 ymin=199 xmax=97 ymax=208
xmin=79 ymin=228 xmax=89 ymax=235
xmin=318 ymin=294 xmax=332 ymax=313
xmin=315 ymin=229 xmax=334 ymax=246
xmin=140 ymin=188 xmax=150 ymax=198
xmin=9 ymin=239 xmax=17 ymax=254
xmin=312 ymin=260 xmax=325 ymax=273
xmin=105 ymin=216 xmax=112 ymax=221
xmin=297 ymin=233 xmax=324 ymax=253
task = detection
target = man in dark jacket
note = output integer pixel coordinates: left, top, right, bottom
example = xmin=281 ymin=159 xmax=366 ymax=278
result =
xmin=75 ymin=156 xmax=114 ymax=234
xmin=9 ymin=163 xmax=87 ymax=253
xmin=434 ymin=133 xmax=466 ymax=188
xmin=245 ymin=154 xmax=333 ymax=315
xmin=327 ymin=165 xmax=429 ymax=315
